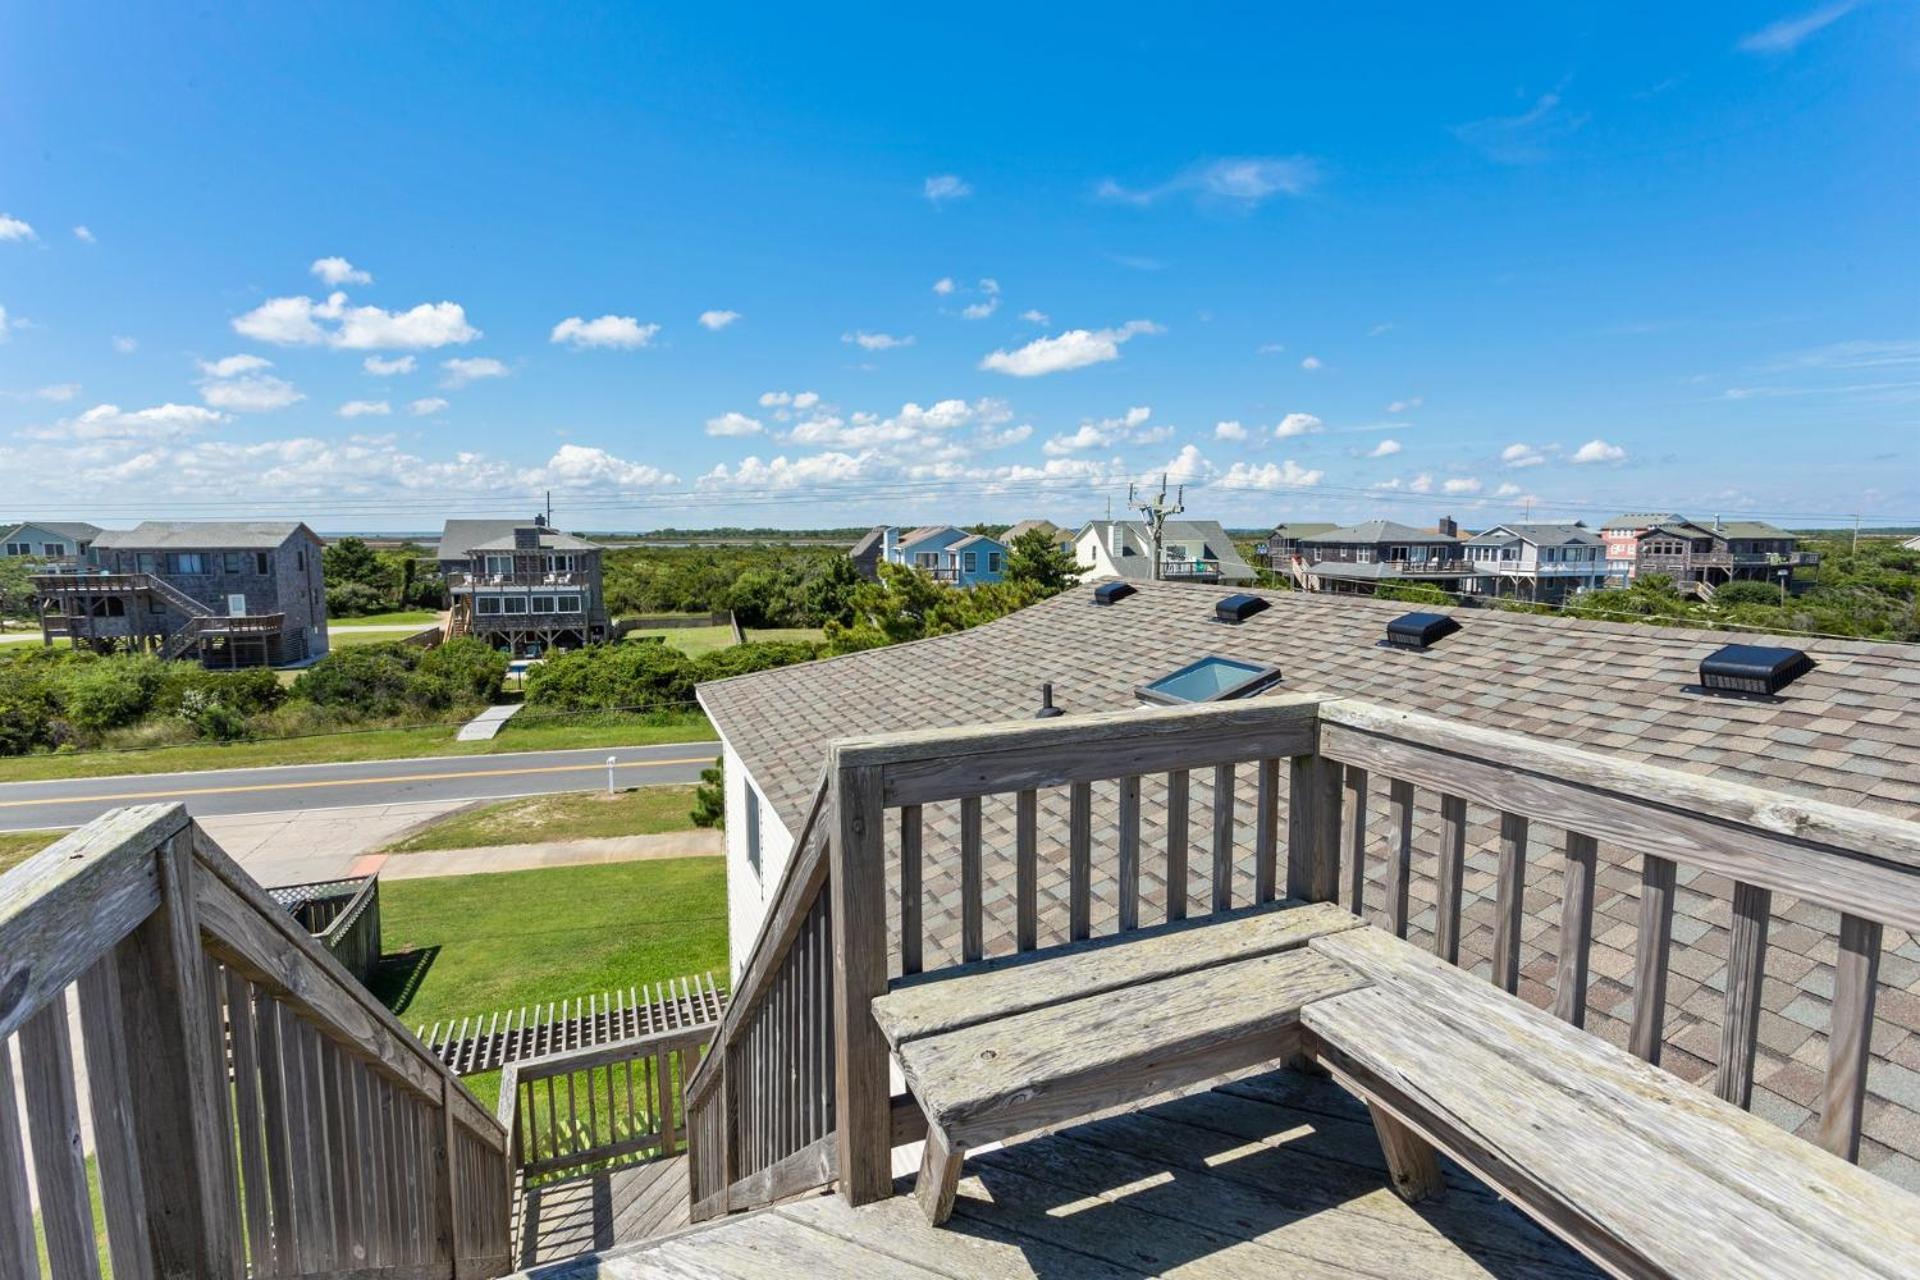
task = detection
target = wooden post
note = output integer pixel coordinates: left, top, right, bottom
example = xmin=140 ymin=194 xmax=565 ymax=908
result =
xmin=1718 ymin=881 xmax=1771 ymax=1110
xmin=1287 ymin=754 xmax=1342 ymax=904
xmin=114 ymin=826 xmax=242 ymax=1279
xmin=1386 ymin=779 xmax=1413 ymax=937
xmin=1492 ymin=812 xmax=1529 ymax=994
xmin=1434 ymin=794 xmax=1467 ymax=964
xmin=437 ymin=1075 xmax=460 ymax=1274
xmin=1555 ymin=832 xmax=1598 ymax=1028
xmin=1630 ymin=856 xmax=1677 ymax=1063
xmin=830 ymin=758 xmax=893 ymax=1206
xmin=1342 ymin=766 xmax=1370 ymax=917
xmin=1819 ymin=913 xmax=1883 ymax=1162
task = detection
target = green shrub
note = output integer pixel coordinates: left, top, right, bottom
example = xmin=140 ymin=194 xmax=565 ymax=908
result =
xmin=61 ymin=655 xmax=168 ymax=734
xmin=692 ymin=640 xmax=821 ymax=683
xmin=691 ymin=755 xmax=725 ymax=828
xmin=290 ymin=644 xmax=430 ymax=718
xmin=418 ymin=637 xmax=509 ymax=704
xmin=1712 ymin=580 xmax=1783 ymax=607
xmin=524 ymin=643 xmax=696 ymax=713
xmin=326 ymin=579 xmax=388 ymax=617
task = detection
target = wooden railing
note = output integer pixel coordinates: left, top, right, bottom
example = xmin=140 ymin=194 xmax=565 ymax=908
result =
xmin=496 ymin=1027 xmax=708 ymax=1186
xmin=0 ymin=803 xmax=512 ymax=1278
xmin=269 ymin=874 xmax=383 ymax=985
xmin=683 ymin=691 xmax=1920 ymax=1225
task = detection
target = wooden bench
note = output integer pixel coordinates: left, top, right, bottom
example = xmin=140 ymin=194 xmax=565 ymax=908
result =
xmin=1303 ymin=926 xmax=1920 ymax=1280
xmin=869 ymin=899 xmax=1368 ymax=1224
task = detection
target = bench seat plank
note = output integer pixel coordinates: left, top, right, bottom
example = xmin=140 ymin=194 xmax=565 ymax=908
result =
xmin=899 ymin=948 xmax=1368 ymax=1149
xmin=1305 ymin=927 xmax=1920 ymax=1279
xmin=874 ymin=899 xmax=1361 ymax=1049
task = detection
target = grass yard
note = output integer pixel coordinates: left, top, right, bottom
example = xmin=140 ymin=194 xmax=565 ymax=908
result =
xmin=0 ymin=711 xmax=716 ymax=783
xmin=621 ymin=624 xmax=736 ymax=656
xmin=745 ymin=626 xmax=826 ymax=645
xmin=332 ymin=608 xmax=441 ymax=627
xmin=0 ymin=829 xmax=55 ymax=874
xmin=369 ymin=857 xmax=727 ymax=1108
xmin=382 ymin=784 xmax=699 ymax=853
xmin=330 ymin=627 xmax=434 ymax=647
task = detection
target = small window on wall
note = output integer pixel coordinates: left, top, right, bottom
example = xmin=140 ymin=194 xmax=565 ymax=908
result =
xmin=255 ymin=552 xmax=270 ymax=574
xmin=556 ymin=595 xmax=582 ymax=613
xmin=963 ymin=552 xmax=977 ymax=572
xmin=502 ymin=596 xmax=529 ymax=614
xmin=988 ymin=552 xmax=1002 ymax=573
xmin=745 ymin=781 xmax=763 ymax=875
xmin=532 ymin=595 xmax=557 ymax=613
xmin=222 ymin=552 xmax=243 ymax=573
xmin=476 ymin=597 xmax=503 ymax=615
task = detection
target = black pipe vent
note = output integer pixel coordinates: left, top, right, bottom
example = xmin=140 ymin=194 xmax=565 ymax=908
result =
xmin=1214 ymin=593 xmax=1269 ymax=624
xmin=1034 ymin=682 xmax=1065 ymax=719
xmin=1694 ymin=644 xmax=1813 ymax=698
xmin=1385 ymin=611 xmax=1460 ymax=651
xmin=1093 ymin=581 xmax=1137 ymax=606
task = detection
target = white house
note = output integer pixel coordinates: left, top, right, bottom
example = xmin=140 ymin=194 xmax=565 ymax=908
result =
xmin=1073 ymin=519 xmax=1256 ymax=585
xmin=1460 ymin=522 xmax=1608 ymax=602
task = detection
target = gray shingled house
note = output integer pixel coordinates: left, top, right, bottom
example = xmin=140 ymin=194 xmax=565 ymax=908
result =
xmin=437 ymin=515 xmax=610 ymax=654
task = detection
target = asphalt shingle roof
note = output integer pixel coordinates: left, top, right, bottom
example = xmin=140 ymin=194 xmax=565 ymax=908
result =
xmin=1302 ymin=519 xmax=1456 ymax=544
xmin=438 ymin=519 xmax=603 ymax=557
xmin=700 ymin=582 xmax=1920 ymax=1186
xmin=93 ymin=521 xmax=312 ymax=550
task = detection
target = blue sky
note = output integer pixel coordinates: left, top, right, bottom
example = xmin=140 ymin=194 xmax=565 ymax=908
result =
xmin=1 ymin=2 xmax=1914 ymax=532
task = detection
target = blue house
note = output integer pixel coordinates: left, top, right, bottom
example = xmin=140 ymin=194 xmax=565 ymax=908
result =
xmin=850 ymin=525 xmax=1007 ymax=585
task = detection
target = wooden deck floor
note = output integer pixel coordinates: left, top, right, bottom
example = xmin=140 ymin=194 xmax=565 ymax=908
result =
xmin=515 ymin=1156 xmax=693 ymax=1268
xmin=516 ymin=1068 xmax=1600 ymax=1278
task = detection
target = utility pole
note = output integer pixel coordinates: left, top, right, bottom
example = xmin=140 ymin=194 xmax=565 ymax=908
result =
xmin=1852 ymin=514 xmax=1860 ymax=556
xmin=1129 ymin=473 xmax=1185 ymax=581
xmin=545 ymin=489 xmax=554 ymax=527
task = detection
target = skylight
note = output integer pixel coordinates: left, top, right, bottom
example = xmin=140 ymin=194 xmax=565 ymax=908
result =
xmin=1136 ymin=655 xmax=1283 ymax=706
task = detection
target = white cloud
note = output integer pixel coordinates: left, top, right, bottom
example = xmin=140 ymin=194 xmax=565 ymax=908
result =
xmin=923 ymin=174 xmax=972 ymax=204
xmin=364 ymin=354 xmax=416 ymax=376
xmin=1367 ymin=438 xmax=1402 ymax=458
xmin=0 ymin=214 xmax=36 ymax=242
xmin=311 ymin=256 xmax=373 ymax=286
xmin=233 ymin=292 xmax=480 ymax=349
xmin=408 ymin=397 xmax=449 ymax=416
xmin=534 ymin=444 xmax=678 ymax=490
xmin=1571 ymin=438 xmax=1627 ymax=464
xmin=0 ymin=305 xmax=10 ymax=342
xmin=550 ymin=314 xmax=660 ymax=349
xmin=962 ymin=281 xmax=1001 ymax=321
xmin=1369 ymin=322 xmax=1394 ymax=337
xmin=1738 ymin=1 xmax=1859 ymax=53
xmin=1385 ymin=396 xmax=1422 ymax=414
xmin=1299 ymin=355 xmax=1323 ymax=371
xmin=1160 ymin=443 xmax=1214 ymax=485
xmin=792 ymin=391 xmax=821 ymax=410
xmin=26 ymin=383 xmax=81 ymax=402
xmin=440 ymin=357 xmax=509 ymax=388
xmin=1274 ymin=412 xmax=1324 ymax=439
xmin=843 ymin=331 xmax=914 ymax=351
xmin=112 ymin=335 xmax=137 ymax=354
xmin=979 ymin=320 xmax=1162 ymax=377
xmin=1020 ymin=309 xmax=1049 ymax=325
xmin=1042 ymin=406 xmax=1159 ymax=455
xmin=1454 ymin=89 xmax=1590 ymax=165
xmin=1495 ymin=482 xmax=1525 ymax=498
xmin=705 ymin=411 xmax=764 ymax=438
xmin=1220 ymin=459 xmax=1324 ymax=489
xmin=1442 ymin=476 xmax=1483 ymax=495
xmin=1501 ymin=442 xmax=1547 ymax=468
xmin=786 ymin=397 xmax=1002 ymax=450
xmin=757 ymin=389 xmax=823 ymax=414
xmin=200 ymin=374 xmax=304 ymax=413
xmin=1096 ymin=156 xmax=1319 ymax=208
xmin=699 ymin=309 xmax=741 ymax=331
xmin=1214 ymin=420 xmax=1248 ymax=441
xmin=933 ymin=277 xmax=956 ymax=295
xmin=1409 ymin=473 xmax=1435 ymax=494
xmin=197 ymin=353 xmax=274 ymax=378
xmin=1257 ymin=342 xmax=1287 ymax=355
xmin=24 ymin=402 xmax=224 ymax=442
xmin=338 ymin=400 xmax=391 ymax=418
xmin=72 ymin=225 xmax=95 ymax=244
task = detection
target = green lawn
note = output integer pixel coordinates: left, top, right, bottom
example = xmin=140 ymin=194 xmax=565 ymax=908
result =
xmin=622 ymin=624 xmax=736 ymax=656
xmin=746 ymin=626 xmax=826 ymax=645
xmin=332 ymin=609 xmax=441 ymax=627
xmin=382 ymin=784 xmax=699 ymax=853
xmin=0 ymin=712 xmax=716 ymax=783
xmin=330 ymin=627 xmax=433 ymax=647
xmin=0 ymin=829 xmax=55 ymax=874
xmin=369 ymin=857 xmax=728 ymax=1107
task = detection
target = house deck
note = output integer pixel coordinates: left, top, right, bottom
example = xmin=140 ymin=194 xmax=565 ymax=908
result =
xmin=518 ymin=1068 xmax=1596 ymax=1279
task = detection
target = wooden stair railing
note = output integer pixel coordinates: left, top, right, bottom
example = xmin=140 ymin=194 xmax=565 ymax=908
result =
xmin=0 ymin=803 xmax=513 ymax=1279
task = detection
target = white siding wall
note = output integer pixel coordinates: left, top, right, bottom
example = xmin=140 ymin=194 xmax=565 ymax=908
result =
xmin=722 ymin=740 xmax=797 ymax=984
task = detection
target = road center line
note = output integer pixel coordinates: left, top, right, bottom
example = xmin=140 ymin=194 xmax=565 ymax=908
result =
xmin=0 ymin=757 xmax=715 ymax=808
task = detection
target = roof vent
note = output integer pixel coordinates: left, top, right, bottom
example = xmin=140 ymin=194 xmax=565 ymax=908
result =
xmin=1093 ymin=581 xmax=1137 ymax=606
xmin=1214 ymin=593 xmax=1269 ymax=624
xmin=1035 ymin=682 xmax=1065 ymax=719
xmin=1694 ymin=644 xmax=1813 ymax=699
xmin=1384 ymin=611 xmax=1460 ymax=652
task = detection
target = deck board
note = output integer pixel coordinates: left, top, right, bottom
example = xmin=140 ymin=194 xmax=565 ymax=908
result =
xmin=514 ymin=1068 xmax=1600 ymax=1278
xmin=515 ymin=1155 xmax=691 ymax=1268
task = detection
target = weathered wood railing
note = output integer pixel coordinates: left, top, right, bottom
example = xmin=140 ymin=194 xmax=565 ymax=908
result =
xmin=0 ymin=803 xmax=512 ymax=1279
xmin=496 ymin=1025 xmax=708 ymax=1184
xmin=269 ymin=873 xmax=383 ymax=985
xmin=1316 ymin=699 xmax=1920 ymax=1164
xmin=684 ymin=691 xmax=1920 ymax=1225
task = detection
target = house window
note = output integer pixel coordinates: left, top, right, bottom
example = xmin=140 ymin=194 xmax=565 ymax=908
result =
xmin=963 ymin=552 xmax=977 ymax=572
xmin=476 ymin=597 xmax=503 ymax=615
xmin=485 ymin=554 xmax=513 ymax=575
xmin=3 ymin=543 xmax=26 ymax=556
xmin=744 ymin=780 xmax=762 ymax=876
xmin=532 ymin=595 xmax=557 ymax=613
xmin=915 ymin=552 xmax=938 ymax=569
xmin=988 ymin=552 xmax=1002 ymax=573
xmin=556 ymin=595 xmax=582 ymax=613
xmin=545 ymin=553 xmax=573 ymax=572
xmin=255 ymin=552 xmax=270 ymax=574
xmin=1137 ymin=655 xmax=1285 ymax=706
xmin=298 ymin=549 xmax=306 ymax=571
xmin=222 ymin=552 xmax=242 ymax=573
xmin=502 ymin=596 xmax=529 ymax=614
xmin=167 ymin=553 xmax=208 ymax=574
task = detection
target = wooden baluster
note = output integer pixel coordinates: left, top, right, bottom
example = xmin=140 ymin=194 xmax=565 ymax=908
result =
xmin=1117 ymin=775 xmax=1142 ymax=932
xmin=899 ymin=805 xmax=923 ymax=976
xmin=321 ymin=1038 xmax=353 ymax=1264
xmin=1820 ymin=913 xmax=1883 ymax=1162
xmin=1069 ymin=781 xmax=1093 ymax=941
xmin=1211 ymin=764 xmax=1236 ymax=912
xmin=1165 ymin=770 xmax=1190 ymax=922
xmin=1387 ymin=780 xmax=1413 ymax=938
xmin=1016 ymin=789 xmax=1038 ymax=949
xmin=1435 ymin=794 xmax=1467 ymax=964
xmin=1718 ymin=880 xmax=1772 ymax=1109
xmin=960 ymin=796 xmax=984 ymax=962
xmin=1254 ymin=757 xmax=1281 ymax=902
xmin=0 ymin=1036 xmax=38 ymax=1280
xmin=21 ymin=995 xmax=102 ymax=1280
xmin=222 ymin=969 xmax=271 ymax=1275
xmin=78 ymin=956 xmax=155 ymax=1280
xmin=1555 ymin=831 xmax=1598 ymax=1028
xmin=255 ymin=996 xmax=296 ymax=1273
xmin=1630 ymin=855 xmax=1677 ymax=1063
xmin=434 ymin=1077 xmax=458 ymax=1268
xmin=1287 ymin=754 xmax=1342 ymax=905
xmin=1342 ymin=766 xmax=1369 ymax=917
xmin=1492 ymin=812 xmax=1529 ymax=994
xmin=830 ymin=759 xmax=893 ymax=1206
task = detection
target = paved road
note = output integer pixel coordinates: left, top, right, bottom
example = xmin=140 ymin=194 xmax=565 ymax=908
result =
xmin=0 ymin=742 xmax=716 ymax=831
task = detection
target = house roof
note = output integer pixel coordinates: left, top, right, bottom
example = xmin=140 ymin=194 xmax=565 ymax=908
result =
xmin=948 ymin=532 xmax=1003 ymax=552
xmin=1001 ymin=519 xmax=1063 ymax=543
xmin=1266 ymin=522 xmax=1338 ymax=539
xmin=1301 ymin=519 xmax=1455 ymax=544
xmin=848 ymin=527 xmax=887 ymax=558
xmin=1466 ymin=522 xmax=1602 ymax=547
xmin=438 ymin=519 xmax=602 ymax=557
xmin=1078 ymin=520 xmax=1257 ymax=580
xmin=93 ymin=521 xmax=313 ymax=551
xmin=1716 ymin=520 xmax=1795 ymax=539
xmin=1308 ymin=561 xmax=1485 ymax=581
xmin=1603 ymin=512 xmax=1684 ymax=530
xmin=896 ymin=525 xmax=961 ymax=551
xmin=0 ymin=521 xmax=105 ymax=543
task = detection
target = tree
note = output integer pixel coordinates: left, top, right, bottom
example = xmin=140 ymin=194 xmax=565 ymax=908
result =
xmin=1713 ymin=580 xmax=1783 ymax=608
xmin=323 ymin=537 xmax=384 ymax=587
xmin=1004 ymin=528 xmax=1081 ymax=594
xmin=691 ymin=755 xmax=725 ymax=828
xmin=0 ymin=557 xmax=35 ymax=623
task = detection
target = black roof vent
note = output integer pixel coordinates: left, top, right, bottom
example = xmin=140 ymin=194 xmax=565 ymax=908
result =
xmin=1695 ymin=644 xmax=1813 ymax=699
xmin=1034 ymin=682 xmax=1065 ymax=719
xmin=1214 ymin=593 xmax=1269 ymax=624
xmin=1385 ymin=611 xmax=1460 ymax=651
xmin=1093 ymin=581 xmax=1137 ymax=606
